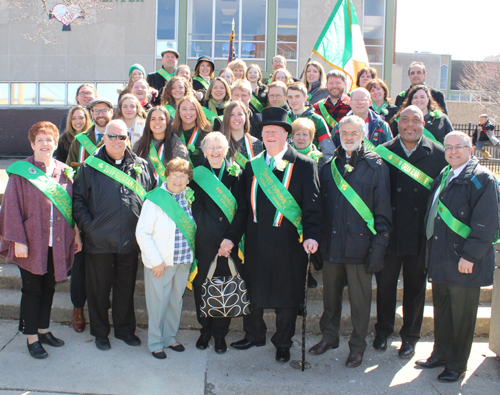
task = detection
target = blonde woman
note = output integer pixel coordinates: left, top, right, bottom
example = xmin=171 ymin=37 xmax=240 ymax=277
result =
xmin=246 ymin=64 xmax=267 ymax=114
xmin=113 ymin=94 xmax=147 ymax=148
xmin=302 ymin=61 xmax=328 ymax=105
xmin=56 ymin=105 xmax=92 ymax=163
xmin=228 ymin=59 xmax=247 ymax=81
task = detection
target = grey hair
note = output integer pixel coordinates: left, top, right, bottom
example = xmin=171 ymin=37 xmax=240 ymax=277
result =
xmin=231 ymin=79 xmax=252 ymax=95
xmin=338 ymin=115 xmax=365 ymax=134
xmin=200 ymin=131 xmax=229 ymax=154
xmin=105 ymin=119 xmax=127 ymax=134
xmin=326 ymin=69 xmax=347 ymax=83
xmin=444 ymin=131 xmax=472 ymax=148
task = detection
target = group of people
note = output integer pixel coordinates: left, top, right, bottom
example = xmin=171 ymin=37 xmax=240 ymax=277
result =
xmin=0 ymin=52 xmax=498 ymax=385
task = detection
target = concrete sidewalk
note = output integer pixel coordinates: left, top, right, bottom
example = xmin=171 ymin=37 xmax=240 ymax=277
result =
xmin=0 ymin=319 xmax=498 ymax=395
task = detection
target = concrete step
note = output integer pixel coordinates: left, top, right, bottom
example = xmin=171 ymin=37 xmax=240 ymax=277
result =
xmin=0 ymin=260 xmax=493 ymax=304
xmin=0 ymin=287 xmax=492 ymax=337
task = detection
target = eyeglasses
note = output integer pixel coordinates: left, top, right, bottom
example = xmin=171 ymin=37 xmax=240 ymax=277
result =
xmin=106 ymin=134 xmax=128 ymax=141
xmin=340 ymin=131 xmax=361 ymax=137
xmin=169 ymin=174 xmax=189 ymax=181
xmin=78 ymin=91 xmax=94 ymax=97
xmin=206 ymin=145 xmax=224 ymax=151
xmin=268 ymin=94 xmax=284 ymax=99
xmin=444 ymin=144 xmax=468 ymax=152
xmin=351 ymin=97 xmax=370 ymax=102
xmin=92 ymin=108 xmax=111 ymax=115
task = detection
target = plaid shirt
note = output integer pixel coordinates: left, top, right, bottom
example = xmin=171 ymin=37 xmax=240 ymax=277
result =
xmin=313 ymin=94 xmax=351 ymax=131
xmin=170 ymin=189 xmax=195 ymax=265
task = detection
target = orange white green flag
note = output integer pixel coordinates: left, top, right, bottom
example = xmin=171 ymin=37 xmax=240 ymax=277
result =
xmin=312 ymin=0 xmax=369 ymax=91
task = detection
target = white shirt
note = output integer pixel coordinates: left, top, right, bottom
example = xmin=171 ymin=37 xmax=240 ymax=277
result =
xmin=266 ymin=146 xmax=288 ymax=168
xmin=430 ymin=160 xmax=470 ymax=217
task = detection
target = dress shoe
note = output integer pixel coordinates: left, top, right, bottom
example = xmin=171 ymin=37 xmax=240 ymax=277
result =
xmin=308 ymin=340 xmax=338 ymax=355
xmin=27 ymin=340 xmax=48 ymax=359
xmin=437 ymin=368 xmax=466 ymax=383
xmin=398 ymin=341 xmax=415 ymax=359
xmin=152 ymin=350 xmax=167 ymax=359
xmin=196 ymin=334 xmax=211 ymax=350
xmin=168 ymin=343 xmax=185 ymax=352
xmin=115 ymin=333 xmax=141 ymax=347
xmin=345 ymin=351 xmax=363 ymax=368
xmin=214 ymin=338 xmax=227 ymax=354
xmin=275 ymin=347 xmax=290 ymax=362
xmin=415 ymin=357 xmax=446 ymax=369
xmin=72 ymin=307 xmax=85 ymax=333
xmin=230 ymin=338 xmax=266 ymax=350
xmin=95 ymin=336 xmax=111 ymax=351
xmin=373 ymin=335 xmax=387 ymax=351
xmin=38 ymin=332 xmax=64 ymax=347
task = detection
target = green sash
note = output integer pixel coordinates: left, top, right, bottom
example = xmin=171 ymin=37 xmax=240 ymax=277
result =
xmin=250 ymin=154 xmax=303 ymax=237
xmin=158 ymin=68 xmax=174 ymax=82
xmin=75 ymin=133 xmax=97 ymax=156
xmin=233 ymin=151 xmax=249 ymax=168
xmin=164 ymin=104 xmax=176 ymax=119
xmin=423 ymin=129 xmax=443 ymax=146
xmin=436 ymin=166 xmax=472 ymax=239
xmin=330 ymin=158 xmax=376 ymax=235
xmin=364 ymin=137 xmax=375 ymax=151
xmin=85 ymin=156 xmax=147 ymax=200
xmin=374 ymin=145 xmax=433 ymax=189
xmin=149 ymin=142 xmax=167 ymax=183
xmin=193 ymin=166 xmax=237 ymax=222
xmin=250 ymin=94 xmax=264 ymax=113
xmin=194 ymin=76 xmax=210 ymax=90
xmin=201 ymin=107 xmax=220 ymax=124
xmin=318 ymin=101 xmax=337 ymax=129
xmin=145 ymin=187 xmax=198 ymax=289
xmin=7 ymin=161 xmax=75 ymax=227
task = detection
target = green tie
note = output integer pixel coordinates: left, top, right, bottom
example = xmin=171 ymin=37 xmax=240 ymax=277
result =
xmin=96 ymin=133 xmax=104 ymax=144
xmin=426 ymin=170 xmax=454 ymax=239
xmin=269 ymin=157 xmax=276 ymax=170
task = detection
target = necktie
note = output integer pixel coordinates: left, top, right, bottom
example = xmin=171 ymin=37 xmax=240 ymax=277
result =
xmin=96 ymin=133 xmax=104 ymax=144
xmin=426 ymin=170 xmax=454 ymax=239
xmin=269 ymin=157 xmax=275 ymax=170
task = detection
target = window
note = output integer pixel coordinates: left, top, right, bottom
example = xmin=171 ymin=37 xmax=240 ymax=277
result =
xmin=39 ymin=83 xmax=66 ymax=106
xmin=440 ymin=64 xmax=449 ymax=90
xmin=10 ymin=83 xmax=36 ymax=105
xmin=363 ymin=0 xmax=385 ymax=66
xmin=277 ymin=0 xmax=299 ymax=70
xmin=0 ymin=83 xmax=8 ymax=105
xmin=157 ymin=0 xmax=178 ymax=57
xmin=188 ymin=0 xmax=267 ymax=59
xmin=96 ymin=83 xmax=125 ymax=106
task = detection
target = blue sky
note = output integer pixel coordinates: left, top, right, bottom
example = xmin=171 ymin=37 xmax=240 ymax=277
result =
xmin=396 ymin=0 xmax=500 ymax=61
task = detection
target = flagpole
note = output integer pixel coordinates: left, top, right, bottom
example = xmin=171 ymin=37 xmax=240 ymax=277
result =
xmin=299 ymin=57 xmax=312 ymax=80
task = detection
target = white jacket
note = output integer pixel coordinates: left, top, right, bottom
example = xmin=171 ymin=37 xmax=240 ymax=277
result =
xmin=135 ymin=184 xmax=191 ymax=268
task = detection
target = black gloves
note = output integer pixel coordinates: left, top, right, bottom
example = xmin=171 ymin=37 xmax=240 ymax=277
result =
xmin=366 ymin=247 xmax=385 ymax=274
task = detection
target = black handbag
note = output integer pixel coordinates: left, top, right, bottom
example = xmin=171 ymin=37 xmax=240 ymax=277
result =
xmin=200 ymin=253 xmax=251 ymax=318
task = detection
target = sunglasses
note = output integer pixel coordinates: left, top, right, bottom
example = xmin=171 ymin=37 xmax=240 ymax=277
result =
xmin=106 ymin=134 xmax=128 ymax=141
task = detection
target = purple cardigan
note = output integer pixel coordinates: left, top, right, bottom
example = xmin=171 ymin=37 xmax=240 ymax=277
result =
xmin=0 ymin=156 xmax=75 ymax=281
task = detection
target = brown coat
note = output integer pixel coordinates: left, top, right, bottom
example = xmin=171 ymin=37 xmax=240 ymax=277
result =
xmin=0 ymin=157 xmax=75 ymax=281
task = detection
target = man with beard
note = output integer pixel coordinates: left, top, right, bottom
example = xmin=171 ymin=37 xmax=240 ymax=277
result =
xmin=230 ymin=107 xmax=321 ymax=363
xmin=395 ymin=62 xmax=447 ymax=114
xmin=309 ymin=115 xmax=391 ymax=368
xmin=314 ymin=70 xmax=351 ymax=133
xmin=59 ymin=84 xmax=97 ymax=133
xmin=331 ymin=88 xmax=392 ymax=149
xmin=373 ymin=105 xmax=447 ymax=359
xmin=66 ymin=98 xmax=113 ymax=169
xmin=147 ymin=49 xmax=179 ymax=92
xmin=231 ymin=80 xmax=263 ymax=140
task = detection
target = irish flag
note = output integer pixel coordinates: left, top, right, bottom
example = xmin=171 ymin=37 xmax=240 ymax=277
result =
xmin=312 ymin=0 xmax=369 ymax=91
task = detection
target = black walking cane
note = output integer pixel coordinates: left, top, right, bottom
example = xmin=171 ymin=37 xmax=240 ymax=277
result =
xmin=290 ymin=253 xmax=312 ymax=371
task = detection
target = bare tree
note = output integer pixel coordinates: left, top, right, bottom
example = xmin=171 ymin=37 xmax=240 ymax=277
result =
xmin=1 ymin=0 xmax=112 ymax=44
xmin=458 ymin=60 xmax=500 ymax=123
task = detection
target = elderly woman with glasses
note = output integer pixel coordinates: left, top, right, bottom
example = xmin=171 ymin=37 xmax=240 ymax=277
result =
xmin=189 ymin=132 xmax=246 ymax=354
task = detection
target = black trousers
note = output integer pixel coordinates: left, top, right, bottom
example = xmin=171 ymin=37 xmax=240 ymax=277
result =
xmin=375 ymin=254 xmax=427 ymax=344
xmin=320 ymin=262 xmax=373 ymax=353
xmin=18 ymin=248 xmax=56 ymax=335
xmin=85 ymin=252 xmax=138 ymax=338
xmin=243 ymin=305 xmax=298 ymax=349
xmin=431 ymin=283 xmax=480 ymax=373
xmin=193 ymin=284 xmax=231 ymax=339
xmin=70 ymin=250 xmax=86 ymax=309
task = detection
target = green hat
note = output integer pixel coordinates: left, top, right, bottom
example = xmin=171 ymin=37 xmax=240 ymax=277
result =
xmin=129 ymin=63 xmax=146 ymax=78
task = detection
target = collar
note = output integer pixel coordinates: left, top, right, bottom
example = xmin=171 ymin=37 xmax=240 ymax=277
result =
xmin=399 ymin=137 xmax=423 ymax=157
xmin=266 ymin=146 xmax=288 ymax=165
xmin=449 ymin=160 xmax=470 ymax=180
xmin=328 ymin=93 xmax=351 ymax=107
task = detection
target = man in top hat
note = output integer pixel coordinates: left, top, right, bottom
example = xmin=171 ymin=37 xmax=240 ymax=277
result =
xmin=230 ymin=107 xmax=322 ymax=363
xmin=147 ymin=49 xmax=180 ymax=92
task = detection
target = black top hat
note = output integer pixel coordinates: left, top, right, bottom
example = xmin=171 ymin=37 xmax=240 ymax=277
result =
xmin=195 ymin=56 xmax=215 ymax=72
xmin=258 ymin=107 xmax=292 ymax=134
